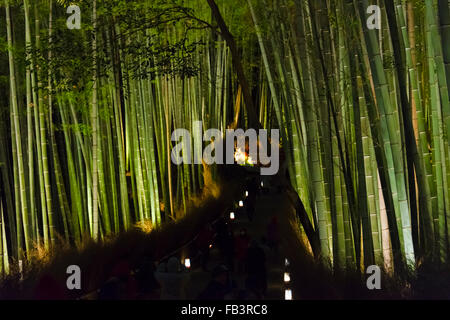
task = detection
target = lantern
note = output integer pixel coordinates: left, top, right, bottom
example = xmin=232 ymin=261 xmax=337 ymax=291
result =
xmin=285 ymin=289 xmax=292 ymax=300
xmin=284 ymin=272 xmax=291 ymax=283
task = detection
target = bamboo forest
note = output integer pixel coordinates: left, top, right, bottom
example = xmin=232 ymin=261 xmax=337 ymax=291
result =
xmin=0 ymin=0 xmax=450 ymax=301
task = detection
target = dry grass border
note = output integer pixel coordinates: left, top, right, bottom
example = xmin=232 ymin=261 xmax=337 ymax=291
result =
xmin=0 ymin=165 xmax=247 ymax=300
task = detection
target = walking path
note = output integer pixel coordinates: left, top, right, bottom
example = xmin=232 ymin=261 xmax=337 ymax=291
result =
xmin=185 ymin=186 xmax=286 ymax=300
xmin=81 ymin=171 xmax=293 ymax=300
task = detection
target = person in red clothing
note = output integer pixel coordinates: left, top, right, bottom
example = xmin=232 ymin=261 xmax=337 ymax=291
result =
xmin=234 ymin=228 xmax=250 ymax=274
xmin=33 ymin=273 xmax=68 ymax=300
xmin=109 ymin=259 xmax=138 ymax=300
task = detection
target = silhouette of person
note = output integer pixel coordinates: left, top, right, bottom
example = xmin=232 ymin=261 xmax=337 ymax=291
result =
xmin=197 ymin=264 xmax=233 ymax=300
xmin=245 ymin=240 xmax=267 ymax=297
xmin=154 ymin=257 xmax=190 ymax=300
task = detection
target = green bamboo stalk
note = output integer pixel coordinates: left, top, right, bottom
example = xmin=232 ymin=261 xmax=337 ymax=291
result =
xmin=92 ymin=0 xmax=100 ymax=240
xmin=5 ymin=0 xmax=31 ymax=255
xmin=35 ymin=1 xmax=52 ymax=249
xmin=1 ymin=203 xmax=9 ymax=275
xmin=0 ymin=107 xmax=17 ymax=256
xmin=23 ymin=0 xmax=37 ymax=244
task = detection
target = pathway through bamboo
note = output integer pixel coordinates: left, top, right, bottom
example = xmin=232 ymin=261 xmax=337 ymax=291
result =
xmin=185 ymin=187 xmax=287 ymax=300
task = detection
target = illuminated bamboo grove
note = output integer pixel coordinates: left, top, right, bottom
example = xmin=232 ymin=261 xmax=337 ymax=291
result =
xmin=0 ymin=0 xmax=449 ymax=276
xmin=0 ymin=0 xmax=241 ymax=270
xmin=246 ymin=0 xmax=450 ymax=272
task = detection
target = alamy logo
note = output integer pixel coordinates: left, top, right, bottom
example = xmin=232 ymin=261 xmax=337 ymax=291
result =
xmin=171 ymin=121 xmax=280 ymax=176
xmin=66 ymin=265 xmax=81 ymax=290
xmin=366 ymin=5 xmax=381 ymax=30
xmin=66 ymin=5 xmax=81 ymax=30
xmin=366 ymin=265 xmax=381 ymax=290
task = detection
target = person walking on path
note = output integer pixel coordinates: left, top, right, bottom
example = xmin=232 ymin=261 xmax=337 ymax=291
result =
xmin=135 ymin=260 xmax=161 ymax=299
xmin=154 ymin=257 xmax=190 ymax=300
xmin=195 ymin=223 xmax=215 ymax=271
xmin=234 ymin=228 xmax=250 ymax=274
xmin=197 ymin=265 xmax=233 ymax=300
xmin=267 ymin=216 xmax=280 ymax=253
xmin=245 ymin=240 xmax=267 ymax=298
xmin=109 ymin=259 xmax=138 ymax=300
xmin=215 ymin=218 xmax=235 ymax=271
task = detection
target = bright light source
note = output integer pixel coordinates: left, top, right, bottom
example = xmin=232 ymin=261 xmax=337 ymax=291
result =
xmin=234 ymin=148 xmax=246 ymax=163
xmin=285 ymin=258 xmax=290 ymax=267
xmin=230 ymin=212 xmax=235 ymax=220
xmin=261 ymin=181 xmax=264 ymax=187
xmin=184 ymin=258 xmax=191 ymax=269
xmin=209 ymin=244 xmax=213 ymax=248
xmin=239 ymin=200 xmax=244 ymax=207
xmin=285 ymin=289 xmax=292 ymax=300
xmin=245 ymin=191 xmax=249 ymax=197
xmin=284 ymin=272 xmax=291 ymax=283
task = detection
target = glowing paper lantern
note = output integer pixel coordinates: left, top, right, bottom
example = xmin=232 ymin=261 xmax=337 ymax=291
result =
xmin=184 ymin=258 xmax=191 ymax=269
xmin=239 ymin=200 xmax=244 ymax=207
xmin=285 ymin=289 xmax=292 ymax=300
xmin=230 ymin=212 xmax=235 ymax=220
xmin=284 ymin=272 xmax=291 ymax=283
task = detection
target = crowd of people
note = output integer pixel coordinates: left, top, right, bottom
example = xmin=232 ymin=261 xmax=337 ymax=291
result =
xmin=95 ymin=176 xmax=280 ymax=300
